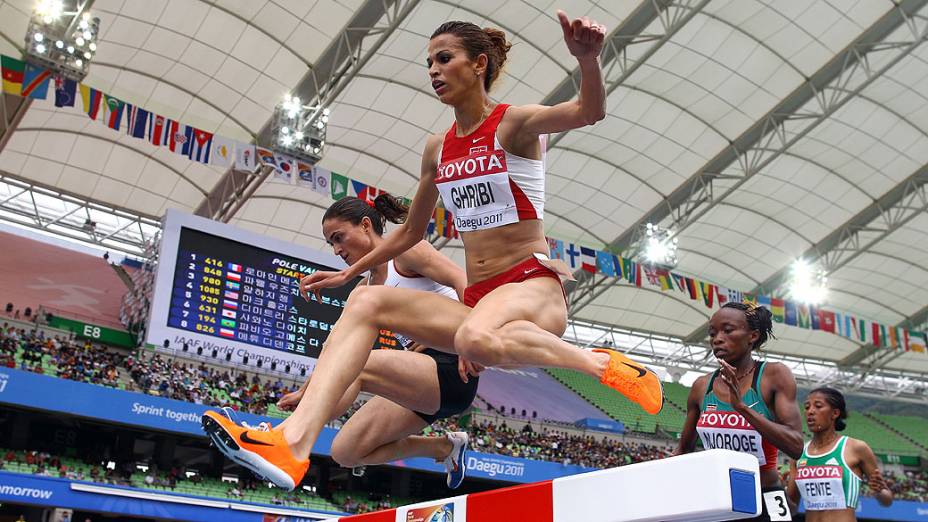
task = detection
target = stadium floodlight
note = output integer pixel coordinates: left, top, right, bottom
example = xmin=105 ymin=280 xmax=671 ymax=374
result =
xmin=24 ymin=0 xmax=101 ymax=81
xmin=789 ymin=259 xmax=828 ymax=305
xmin=271 ymin=93 xmax=328 ymax=164
xmin=640 ymin=222 xmax=679 ymax=267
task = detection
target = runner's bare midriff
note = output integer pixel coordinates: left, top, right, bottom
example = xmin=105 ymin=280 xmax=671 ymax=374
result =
xmin=460 ymin=220 xmax=548 ymax=285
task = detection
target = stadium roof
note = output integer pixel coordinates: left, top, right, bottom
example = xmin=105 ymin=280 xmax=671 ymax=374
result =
xmin=0 ymin=0 xmax=927 ymax=379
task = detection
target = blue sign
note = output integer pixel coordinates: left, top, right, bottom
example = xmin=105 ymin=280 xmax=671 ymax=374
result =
xmin=0 ymin=368 xmax=593 ymax=484
xmin=0 ymin=471 xmax=336 ymax=522
xmin=575 ymin=417 xmax=625 ymax=434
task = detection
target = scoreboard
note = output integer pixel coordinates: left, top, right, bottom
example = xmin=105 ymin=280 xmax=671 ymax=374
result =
xmin=148 ymin=210 xmax=356 ymax=375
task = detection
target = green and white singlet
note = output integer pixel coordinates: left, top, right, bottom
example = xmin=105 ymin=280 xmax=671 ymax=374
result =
xmin=795 ymin=436 xmax=862 ymax=511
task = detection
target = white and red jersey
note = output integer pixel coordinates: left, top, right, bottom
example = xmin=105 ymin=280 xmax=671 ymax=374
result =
xmin=434 ymin=104 xmax=545 ymax=232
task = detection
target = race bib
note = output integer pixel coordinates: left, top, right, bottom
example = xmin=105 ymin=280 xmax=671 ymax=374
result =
xmin=762 ymin=490 xmax=792 ymax=521
xmin=436 ymin=150 xmax=518 ymax=232
xmin=795 ymin=465 xmax=847 ymax=510
xmin=696 ymin=411 xmax=766 ymax=464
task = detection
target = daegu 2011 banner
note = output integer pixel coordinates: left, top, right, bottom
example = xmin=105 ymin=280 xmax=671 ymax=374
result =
xmin=147 ymin=209 xmax=355 ymax=375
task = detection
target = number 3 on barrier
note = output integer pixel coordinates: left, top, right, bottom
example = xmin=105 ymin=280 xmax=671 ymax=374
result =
xmin=762 ymin=490 xmax=792 ymax=521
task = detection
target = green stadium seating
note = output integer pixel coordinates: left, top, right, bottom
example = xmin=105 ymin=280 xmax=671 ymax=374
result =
xmin=867 ymin=414 xmax=928 ymax=453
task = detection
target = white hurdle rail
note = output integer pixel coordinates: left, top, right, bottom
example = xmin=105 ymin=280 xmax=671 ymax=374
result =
xmin=333 ymin=449 xmax=761 ymax=522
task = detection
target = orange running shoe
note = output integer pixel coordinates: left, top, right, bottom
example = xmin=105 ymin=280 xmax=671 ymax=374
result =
xmin=202 ymin=410 xmax=309 ymax=490
xmin=593 ymin=349 xmax=664 ymax=415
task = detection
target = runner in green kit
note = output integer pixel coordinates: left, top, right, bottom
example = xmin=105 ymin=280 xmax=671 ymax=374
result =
xmin=787 ymin=387 xmax=892 ymax=521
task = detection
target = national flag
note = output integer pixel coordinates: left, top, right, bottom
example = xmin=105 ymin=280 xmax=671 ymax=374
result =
xmin=273 ymin=153 xmax=295 ymax=183
xmin=221 ymin=319 xmax=236 ymax=329
xmin=757 ymin=295 xmax=771 ymax=310
xmin=596 ymin=251 xmax=615 ymax=277
xmin=784 ymin=300 xmax=798 ymax=326
xmin=743 ymin=293 xmax=758 ymax=307
xmin=256 ymin=147 xmax=276 ymax=169
xmin=684 ymin=277 xmax=699 ymax=300
xmin=855 ymin=318 xmax=868 ymax=344
xmin=716 ymin=286 xmax=729 ymax=305
xmin=296 ymin=161 xmax=314 ymax=188
xmin=330 ymin=172 xmax=349 ymax=199
xmin=612 ymin=255 xmax=623 ymax=279
xmin=797 ymin=304 xmax=811 ymax=329
xmin=223 ymin=299 xmax=238 ymax=310
xmin=809 ymin=305 xmax=821 ymax=330
xmin=226 ymin=281 xmax=240 ymax=290
xmin=871 ymin=322 xmax=883 ymax=347
xmin=126 ymin=106 xmax=152 ymax=139
xmin=771 ymin=298 xmax=785 ymax=323
xmin=672 ymin=273 xmax=686 ymax=293
xmin=235 ymin=142 xmax=257 ymax=171
xmin=53 ymin=76 xmax=76 ymax=107
xmin=352 ymin=179 xmax=386 ymax=205
xmin=210 ymin=135 xmax=234 ymax=168
xmin=224 ymin=290 xmax=239 ymax=300
xmin=102 ymin=95 xmax=126 ymax=130
xmin=565 ymin=243 xmax=581 ymax=270
xmin=21 ymin=63 xmax=51 ymax=99
xmin=433 ymin=208 xmax=448 ymax=237
xmin=699 ymin=281 xmax=715 ymax=308
xmin=312 ymin=166 xmax=330 ymax=196
xmin=909 ymin=331 xmax=927 ymax=353
xmin=726 ymin=288 xmax=743 ymax=305
xmin=888 ymin=327 xmax=899 ymax=350
xmin=189 ymin=128 xmax=213 ymax=163
xmin=622 ymin=257 xmax=640 ymax=286
xmin=226 ymin=271 xmax=241 ymax=282
xmin=227 ymin=262 xmax=242 ymax=272
xmin=817 ymin=309 xmax=836 ymax=333
xmin=219 ymin=328 xmax=235 ymax=338
xmin=1 ymin=55 xmax=25 ymax=95
xmin=221 ymin=309 xmax=237 ymax=319
xmin=148 ymin=114 xmax=169 ymax=146
xmin=644 ymin=266 xmax=660 ymax=286
xmin=173 ymin=122 xmax=194 ymax=156
xmin=79 ymin=84 xmax=103 ymax=120
xmin=901 ymin=328 xmax=910 ymax=352
xmin=548 ymin=237 xmax=564 ymax=261
xmin=656 ymin=270 xmax=673 ymax=292
xmin=580 ymin=246 xmax=597 ymax=274
xmin=442 ymin=210 xmax=458 ymax=239
xmin=349 ymin=179 xmax=366 ymax=198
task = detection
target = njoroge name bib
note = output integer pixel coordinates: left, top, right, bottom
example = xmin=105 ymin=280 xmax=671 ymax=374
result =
xmin=795 ymin=465 xmax=847 ymax=511
xmin=696 ymin=411 xmax=766 ymax=464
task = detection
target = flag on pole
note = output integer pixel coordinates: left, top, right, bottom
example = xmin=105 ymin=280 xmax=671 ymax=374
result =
xmin=53 ymin=76 xmax=77 ymax=107
xmin=21 ymin=63 xmax=51 ymax=99
xmin=273 ymin=153 xmax=295 ymax=183
xmin=596 ymin=251 xmax=616 ymax=277
xmin=1 ymin=55 xmax=24 ymax=95
xmin=235 ymin=142 xmax=256 ymax=171
xmin=126 ymin=106 xmax=152 ymax=139
xmin=189 ymin=129 xmax=214 ymax=163
xmin=330 ymin=172 xmax=350 ymax=199
xmin=580 ymin=246 xmax=597 ymax=274
xmin=210 ymin=135 xmax=235 ymax=168
xmin=312 ymin=166 xmax=330 ymax=196
xmin=102 ymin=95 xmax=126 ymax=130
xmin=79 ymin=84 xmax=103 ymax=120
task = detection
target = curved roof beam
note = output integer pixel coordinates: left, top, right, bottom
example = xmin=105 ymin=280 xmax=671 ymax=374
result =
xmin=325 ymin=141 xmax=419 ymax=182
xmin=95 ymin=2 xmax=314 ymax=68
xmin=354 ymin=73 xmax=436 ymax=99
xmin=826 ymin=287 xmax=908 ymax=319
xmin=552 ymin=146 xmax=665 ymax=198
xmin=620 ymin=84 xmax=728 ymax=141
xmin=248 ymin=195 xmax=331 ymax=213
xmin=14 ymin=127 xmax=209 ymax=196
xmin=717 ymin=201 xmax=816 ymax=245
xmin=674 ymin=247 xmax=760 ymax=286
xmin=840 ymin=250 xmax=928 ymax=276
xmin=697 ymin=11 xmax=804 ymax=78
xmin=91 ymin=61 xmax=255 ymax=137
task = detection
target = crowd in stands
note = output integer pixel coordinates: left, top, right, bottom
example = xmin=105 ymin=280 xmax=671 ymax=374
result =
xmin=882 ymin=469 xmax=928 ymax=502
xmin=2 ymin=324 xmax=928 ymax=508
